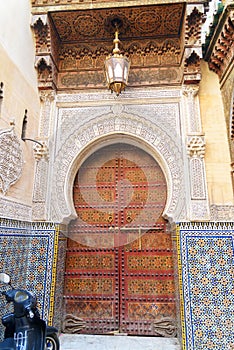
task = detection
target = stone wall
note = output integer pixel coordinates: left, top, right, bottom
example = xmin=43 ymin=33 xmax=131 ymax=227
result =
xmin=199 ymin=61 xmax=233 ymax=205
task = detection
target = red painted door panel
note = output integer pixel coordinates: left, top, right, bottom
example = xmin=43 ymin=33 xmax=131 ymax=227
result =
xmin=64 ymin=244 xmax=120 ymax=334
xmin=119 ymin=228 xmax=176 ymax=335
xmin=63 ymin=144 xmax=176 ymax=335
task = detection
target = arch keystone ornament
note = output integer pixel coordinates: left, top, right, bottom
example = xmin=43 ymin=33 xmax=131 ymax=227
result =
xmin=0 ymin=127 xmax=23 ymax=195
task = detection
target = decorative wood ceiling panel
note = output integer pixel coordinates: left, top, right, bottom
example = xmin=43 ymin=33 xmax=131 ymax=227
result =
xmin=50 ymin=3 xmax=185 ymax=44
xmin=33 ymin=3 xmax=188 ymax=89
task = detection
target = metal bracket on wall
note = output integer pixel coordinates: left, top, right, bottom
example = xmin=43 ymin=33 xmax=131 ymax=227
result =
xmin=21 ymin=109 xmax=43 ymax=147
xmin=22 ymin=137 xmax=44 ymax=147
xmin=0 ymin=82 xmax=3 ymax=99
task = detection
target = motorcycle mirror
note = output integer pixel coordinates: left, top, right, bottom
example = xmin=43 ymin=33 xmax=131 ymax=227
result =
xmin=0 ymin=273 xmax=11 ymax=285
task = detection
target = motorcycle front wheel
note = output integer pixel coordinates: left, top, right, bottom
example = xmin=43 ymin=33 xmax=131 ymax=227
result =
xmin=46 ymin=334 xmax=60 ymax=350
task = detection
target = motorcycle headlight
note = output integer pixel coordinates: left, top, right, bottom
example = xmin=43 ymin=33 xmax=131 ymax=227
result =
xmin=14 ymin=291 xmax=29 ymax=303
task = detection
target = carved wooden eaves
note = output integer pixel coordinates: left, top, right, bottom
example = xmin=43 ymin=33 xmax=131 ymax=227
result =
xmin=204 ymin=4 xmax=234 ymax=83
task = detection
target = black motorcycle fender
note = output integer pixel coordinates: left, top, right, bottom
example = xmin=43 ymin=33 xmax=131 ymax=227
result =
xmin=46 ymin=325 xmax=58 ymax=335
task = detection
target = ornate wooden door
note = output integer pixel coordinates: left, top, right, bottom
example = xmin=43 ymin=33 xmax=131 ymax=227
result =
xmin=63 ymin=144 xmax=176 ymax=336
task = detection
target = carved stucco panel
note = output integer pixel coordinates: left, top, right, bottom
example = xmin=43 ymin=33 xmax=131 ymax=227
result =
xmin=55 ymin=103 xmax=181 ymax=151
xmin=56 ymin=90 xmax=181 ymax=104
xmin=190 ymin=199 xmax=210 ymax=221
xmin=32 ymin=202 xmax=47 ymax=221
xmin=210 ymin=205 xmax=234 ymax=221
xmin=190 ymin=158 xmax=206 ymax=199
xmin=55 ymin=106 xmax=111 ymax=153
xmin=0 ymin=197 xmax=31 ymax=221
xmin=182 ymin=85 xmax=202 ymax=133
xmin=0 ymin=128 xmax=23 ymax=195
xmin=125 ymin=104 xmax=180 ymax=138
xmin=39 ymin=90 xmax=56 ymax=138
xmin=186 ymin=133 xmax=209 ymax=219
xmin=33 ymin=158 xmax=49 ymax=202
xmin=50 ymin=111 xmax=186 ymax=224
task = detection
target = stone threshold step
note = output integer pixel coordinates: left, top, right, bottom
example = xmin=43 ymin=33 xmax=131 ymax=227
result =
xmin=59 ymin=334 xmax=181 ymax=350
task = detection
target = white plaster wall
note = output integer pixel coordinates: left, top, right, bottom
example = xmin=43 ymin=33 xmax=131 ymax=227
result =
xmin=0 ymin=0 xmax=37 ymax=89
xmin=0 ymin=0 xmax=41 ymax=215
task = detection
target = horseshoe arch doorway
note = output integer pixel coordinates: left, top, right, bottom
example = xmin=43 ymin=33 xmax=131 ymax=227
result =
xmin=63 ymin=143 xmax=176 ymax=336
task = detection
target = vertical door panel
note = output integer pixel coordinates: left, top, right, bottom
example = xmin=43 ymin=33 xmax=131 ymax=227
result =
xmin=119 ymin=228 xmax=176 ymax=335
xmin=64 ymin=243 xmax=120 ymax=334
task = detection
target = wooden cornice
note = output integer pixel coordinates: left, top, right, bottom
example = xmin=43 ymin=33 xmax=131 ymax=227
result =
xmin=204 ymin=3 xmax=234 ymax=84
xmin=31 ymin=0 xmax=208 ymax=13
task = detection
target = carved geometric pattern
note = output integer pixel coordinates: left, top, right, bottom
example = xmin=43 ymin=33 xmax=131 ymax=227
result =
xmin=184 ymin=51 xmax=201 ymax=73
xmin=32 ymin=15 xmax=59 ymax=89
xmin=0 ymin=197 xmax=32 ymax=221
xmin=32 ymin=4 xmax=184 ymax=89
xmin=32 ymin=142 xmax=50 ymax=222
xmin=128 ymin=279 xmax=175 ymax=296
xmin=31 ymin=0 xmax=178 ymax=6
xmin=124 ymin=230 xmax=172 ymax=250
xmin=186 ymin=135 xmax=207 ymax=202
xmin=0 ymin=219 xmax=59 ymax=326
xmin=185 ymin=7 xmax=203 ymax=46
xmin=210 ymin=204 xmax=234 ymax=221
xmin=56 ymin=89 xmax=180 ymax=103
xmin=65 ymin=301 xmax=113 ymax=319
xmin=58 ymin=66 xmax=182 ymax=89
xmin=127 ymin=255 xmax=174 ymax=270
xmin=183 ymin=85 xmax=201 ymax=133
xmin=50 ymin=5 xmax=184 ymax=42
xmin=178 ymin=223 xmax=234 ymax=350
xmin=0 ymin=128 xmax=23 ymax=195
xmin=39 ymin=89 xmax=55 ymax=138
xmin=51 ymin=110 xmax=185 ymax=224
xmin=187 ymin=135 xmax=205 ymax=158
xmin=33 ymin=158 xmax=48 ymax=202
xmin=59 ymin=38 xmax=181 ymax=70
xmin=190 ymin=158 xmax=206 ymax=199
xmin=32 ymin=17 xmax=51 ymax=54
xmin=32 ymin=202 xmax=47 ymax=221
xmin=190 ymin=200 xmax=210 ymax=221
xmin=128 ymin=302 xmax=176 ymax=321
xmin=33 ymin=143 xmax=49 ymax=162
xmin=64 ymin=278 xmax=114 ymax=295
xmin=65 ymin=252 xmax=115 ymax=270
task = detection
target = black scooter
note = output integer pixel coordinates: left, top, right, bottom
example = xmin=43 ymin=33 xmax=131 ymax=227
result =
xmin=0 ymin=272 xmax=59 ymax=350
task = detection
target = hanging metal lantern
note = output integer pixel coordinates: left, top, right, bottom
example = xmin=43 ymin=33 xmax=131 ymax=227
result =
xmin=104 ymin=27 xmax=130 ymax=96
